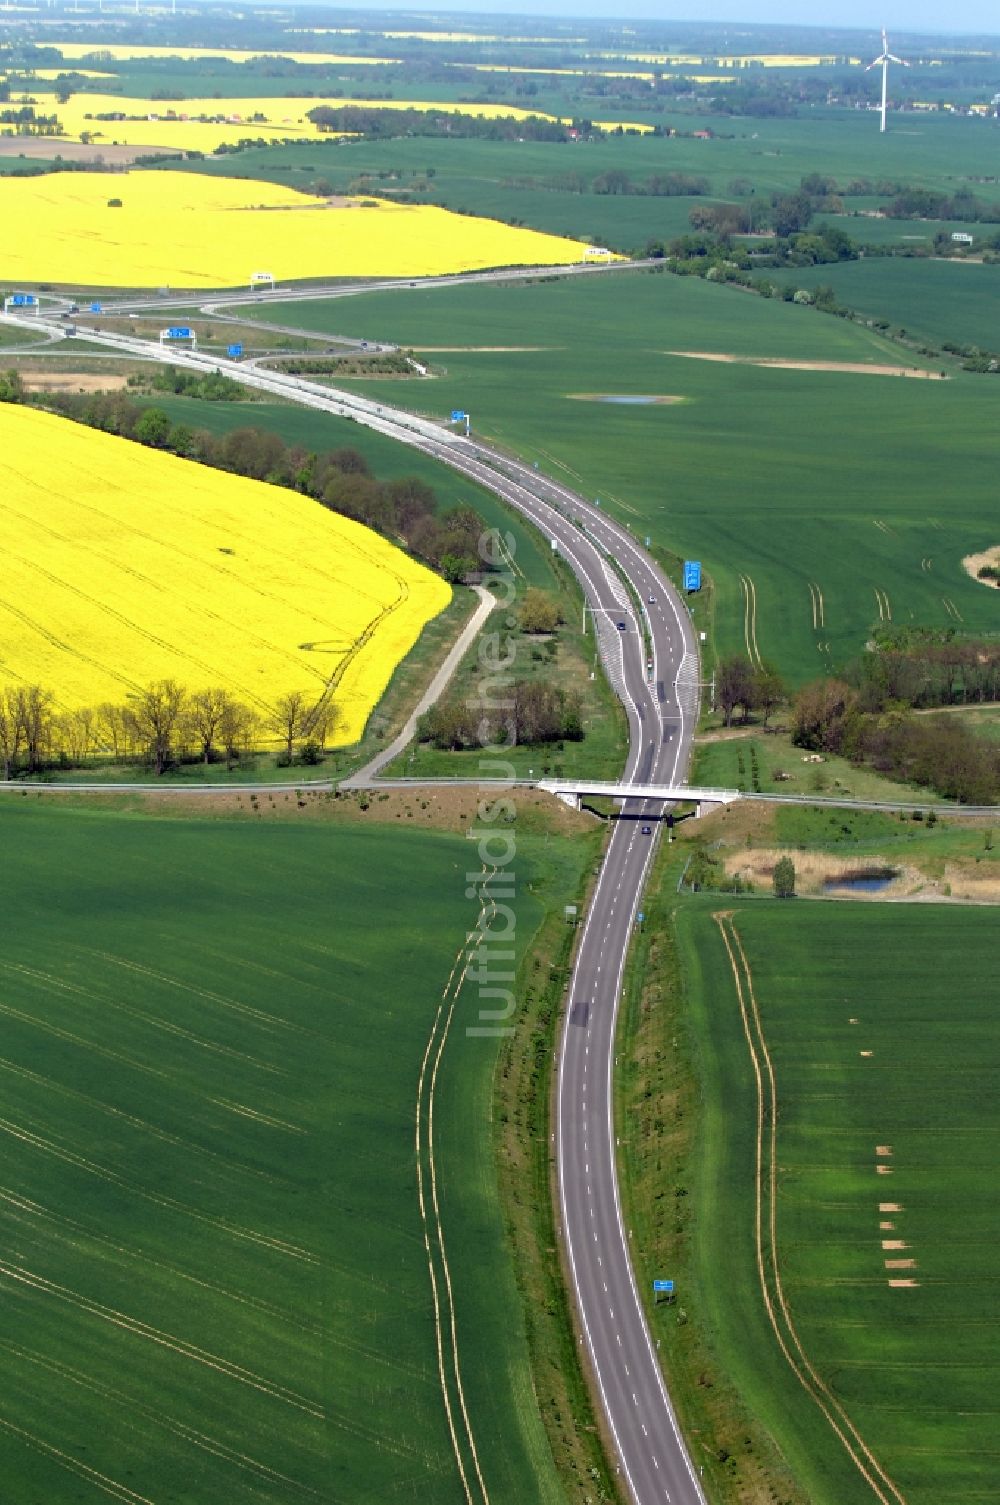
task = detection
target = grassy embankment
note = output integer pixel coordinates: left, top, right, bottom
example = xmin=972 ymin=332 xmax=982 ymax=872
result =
xmin=770 ymin=257 xmax=1000 ymax=354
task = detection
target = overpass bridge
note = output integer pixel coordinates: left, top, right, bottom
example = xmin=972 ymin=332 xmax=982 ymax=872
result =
xmin=536 ymin=778 xmax=741 ymax=815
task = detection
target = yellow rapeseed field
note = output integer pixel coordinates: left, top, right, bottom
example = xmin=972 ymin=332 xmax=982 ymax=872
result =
xmin=47 ymin=41 xmax=402 ymax=66
xmin=0 ymin=405 xmax=450 ymax=744
xmin=27 ymin=86 xmax=648 ymax=151
xmin=0 ymin=169 xmax=595 ymax=286
xmin=26 ymin=89 xmax=349 ymax=152
xmin=593 ymin=50 xmax=861 ymax=67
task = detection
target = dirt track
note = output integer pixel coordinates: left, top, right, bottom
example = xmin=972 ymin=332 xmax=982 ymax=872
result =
xmin=0 ymin=136 xmax=180 ymax=164
xmin=22 ymin=371 xmax=130 ymax=393
xmin=665 ymin=350 xmax=946 ymax=378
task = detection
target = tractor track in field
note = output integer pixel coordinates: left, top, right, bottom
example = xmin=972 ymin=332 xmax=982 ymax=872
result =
xmin=739 ymin=573 xmax=763 ymax=668
xmin=714 ymin=911 xmax=909 ymax=1505
xmin=873 ymin=587 xmax=892 ymax=624
xmin=807 ymin=580 xmax=826 ymax=632
xmin=414 ymin=866 xmax=496 ymax=1505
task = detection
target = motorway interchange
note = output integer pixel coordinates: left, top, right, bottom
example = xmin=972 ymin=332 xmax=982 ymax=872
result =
xmin=8 ymin=270 xmax=708 ymax=1504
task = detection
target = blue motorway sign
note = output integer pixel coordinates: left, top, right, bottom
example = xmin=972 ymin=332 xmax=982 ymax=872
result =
xmin=11 ymin=293 xmax=36 ymax=307
xmin=90 ymin=301 xmax=102 ymax=313
xmin=450 ymin=409 xmax=467 ymax=422
xmin=637 ymin=912 xmax=645 ymax=924
xmin=683 ymin=560 xmax=702 ymax=593
xmin=653 ymin=1279 xmax=674 ymax=1294
xmin=167 ymin=325 xmax=193 ymax=339
xmin=227 ymin=343 xmax=243 ymax=358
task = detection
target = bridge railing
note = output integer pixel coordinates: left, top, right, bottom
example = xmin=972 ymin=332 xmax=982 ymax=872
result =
xmin=536 ymin=778 xmax=741 ymax=803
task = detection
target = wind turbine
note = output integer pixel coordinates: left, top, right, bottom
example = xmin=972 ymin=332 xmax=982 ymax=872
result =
xmin=866 ymin=28 xmax=908 ymax=134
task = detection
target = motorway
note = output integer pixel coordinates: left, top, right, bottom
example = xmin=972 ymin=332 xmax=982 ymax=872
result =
xmin=9 ymin=283 xmax=705 ymax=1504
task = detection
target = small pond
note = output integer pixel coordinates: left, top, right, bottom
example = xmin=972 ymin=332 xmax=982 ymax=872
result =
xmin=824 ymin=869 xmax=898 ymax=894
xmin=568 ymin=393 xmax=682 ymax=406
xmin=599 ymin=395 xmax=661 ymax=405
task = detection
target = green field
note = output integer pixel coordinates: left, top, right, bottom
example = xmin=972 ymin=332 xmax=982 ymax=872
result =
xmin=0 ymin=799 xmax=578 ymax=1503
xmin=773 ymin=256 xmax=1000 ymax=352
xmin=238 ymin=269 xmax=1000 ymax=684
xmin=624 ymin=891 xmax=1000 ymax=1504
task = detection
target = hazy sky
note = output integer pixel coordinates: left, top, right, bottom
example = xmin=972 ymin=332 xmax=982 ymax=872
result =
xmin=342 ymin=0 xmax=999 ymax=37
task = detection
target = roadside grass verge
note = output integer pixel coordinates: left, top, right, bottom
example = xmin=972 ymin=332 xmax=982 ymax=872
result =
xmin=691 ymin=726 xmax=945 ymax=805
xmin=615 ymin=845 xmax=810 ymax=1504
xmin=494 ymin=820 xmax=623 ymax=1504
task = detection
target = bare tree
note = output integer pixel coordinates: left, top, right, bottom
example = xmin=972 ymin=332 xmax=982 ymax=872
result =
xmin=186 ymin=686 xmax=229 ymax=765
xmin=19 ymin=686 xmax=53 ymax=773
xmin=753 ymin=663 xmax=786 ymax=727
xmin=130 ymin=680 xmax=186 ymax=775
xmin=716 ymin=656 xmax=756 ymax=729
xmin=97 ymin=701 xmax=128 ymax=760
xmin=219 ymin=697 xmax=258 ymax=771
xmin=0 ymin=688 xmax=25 ymax=780
xmin=73 ymin=706 xmax=96 ymax=761
xmin=269 ymin=690 xmax=308 ymax=764
xmin=306 ymin=699 xmax=341 ymax=750
xmin=56 ymin=706 xmax=96 ymax=764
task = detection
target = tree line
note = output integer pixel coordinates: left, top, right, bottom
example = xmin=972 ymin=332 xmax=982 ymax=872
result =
xmin=0 ymin=681 xmax=340 ymax=779
xmin=791 ymin=634 xmax=1000 ymax=803
xmin=496 ymin=169 xmax=709 ymax=198
xmin=305 ymin=104 xmax=582 ymax=143
xmin=419 ymin=679 xmax=583 ymax=751
xmin=791 ymin=681 xmax=999 ymax=805
xmin=715 ymin=640 xmax=999 ymax=804
xmin=847 ymin=630 xmax=1000 ymax=710
xmin=715 ymin=656 xmax=786 ymax=727
xmin=3 ymin=376 xmax=490 ymax=582
xmin=884 ymin=187 xmax=1000 ymax=225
